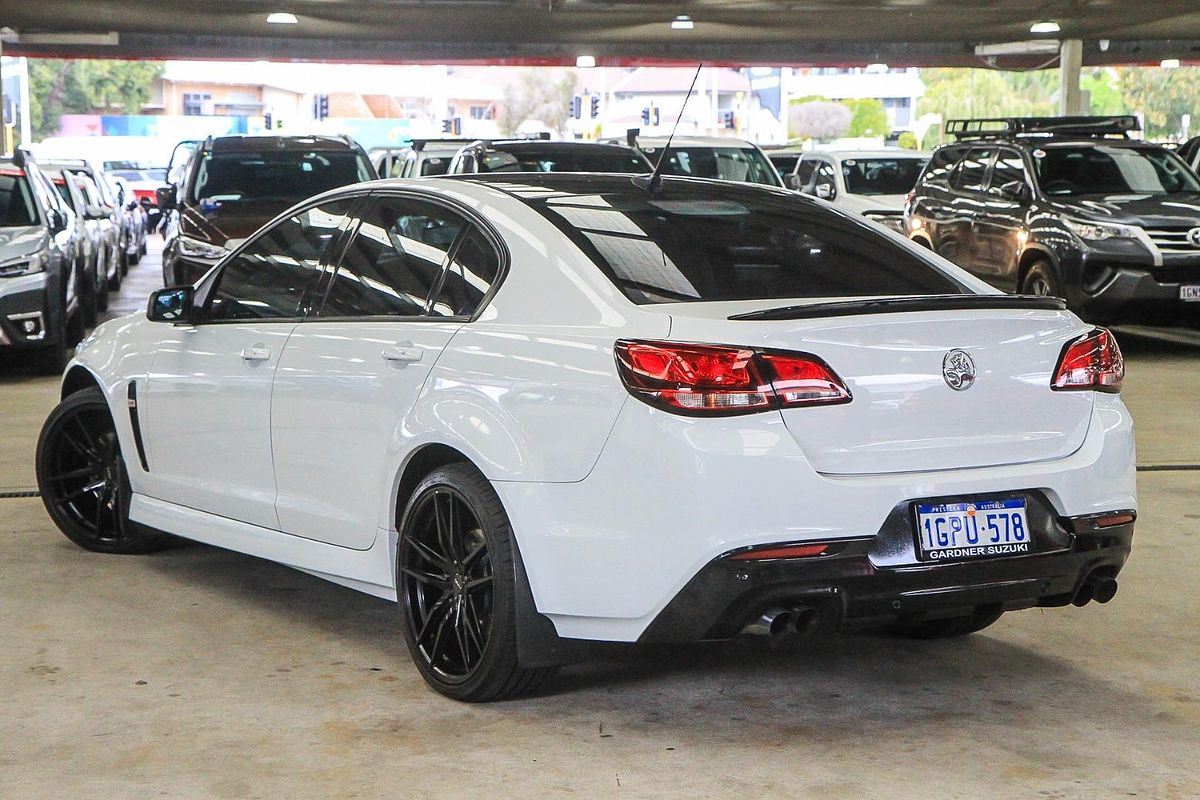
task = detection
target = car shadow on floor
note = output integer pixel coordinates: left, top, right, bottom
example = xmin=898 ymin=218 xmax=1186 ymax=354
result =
xmin=117 ymin=535 xmax=1171 ymax=742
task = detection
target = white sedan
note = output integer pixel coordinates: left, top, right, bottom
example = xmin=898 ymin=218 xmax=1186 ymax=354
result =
xmin=36 ymin=174 xmax=1136 ymax=701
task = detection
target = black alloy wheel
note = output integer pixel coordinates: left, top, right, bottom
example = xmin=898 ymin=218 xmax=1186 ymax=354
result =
xmin=36 ymin=387 xmax=165 ymax=554
xmin=397 ymin=463 xmax=554 ymax=701
xmin=1022 ymin=260 xmax=1063 ymax=299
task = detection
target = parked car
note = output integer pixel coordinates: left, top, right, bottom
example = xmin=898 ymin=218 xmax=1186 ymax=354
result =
xmin=157 ymin=134 xmax=376 ymax=286
xmin=47 ymin=168 xmax=110 ymax=324
xmin=620 ymin=134 xmax=784 ymax=187
xmin=373 ymin=140 xmax=467 ymax=179
xmin=783 ymin=149 xmax=930 ymax=233
xmin=109 ymin=175 xmax=149 ymax=266
xmin=446 ymin=140 xmax=651 ymax=174
xmin=38 ymin=172 xmax=1135 ymax=701
xmin=764 ymin=147 xmax=804 ymax=182
xmin=45 ymin=167 xmax=122 ymax=296
xmin=0 ymin=152 xmax=84 ymax=372
xmin=906 ymin=116 xmax=1200 ymax=323
xmin=41 ymin=159 xmax=131 ymax=284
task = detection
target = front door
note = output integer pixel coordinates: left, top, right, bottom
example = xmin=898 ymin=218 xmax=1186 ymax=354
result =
xmin=272 ymin=193 xmax=502 ymax=549
xmin=140 ymin=200 xmax=353 ymax=528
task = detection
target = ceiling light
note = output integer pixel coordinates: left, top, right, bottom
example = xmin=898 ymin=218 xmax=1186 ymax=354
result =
xmin=1029 ymin=21 xmax=1060 ymax=34
xmin=1161 ymin=58 xmax=1181 ymax=69
xmin=266 ymin=12 xmax=298 ymax=24
xmin=671 ymin=15 xmax=694 ymax=30
xmin=576 ymin=55 xmax=596 ymax=68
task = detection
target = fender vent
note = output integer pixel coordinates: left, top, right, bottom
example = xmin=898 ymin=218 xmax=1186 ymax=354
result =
xmin=128 ymin=381 xmax=150 ymax=472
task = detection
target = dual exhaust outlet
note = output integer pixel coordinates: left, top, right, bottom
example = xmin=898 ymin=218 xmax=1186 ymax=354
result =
xmin=741 ymin=605 xmax=821 ymax=639
xmin=1072 ymin=572 xmax=1119 ymax=607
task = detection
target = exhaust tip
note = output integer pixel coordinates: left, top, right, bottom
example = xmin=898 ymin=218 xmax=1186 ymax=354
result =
xmin=1093 ymin=577 xmax=1118 ymax=604
xmin=1072 ymin=581 xmax=1096 ymax=607
xmin=741 ymin=607 xmax=794 ymax=638
xmin=788 ymin=606 xmax=820 ymax=636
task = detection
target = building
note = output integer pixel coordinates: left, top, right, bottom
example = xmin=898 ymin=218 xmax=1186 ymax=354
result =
xmin=785 ymin=66 xmax=926 ymax=133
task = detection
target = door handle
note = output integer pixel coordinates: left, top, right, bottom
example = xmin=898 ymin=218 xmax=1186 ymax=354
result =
xmin=240 ymin=345 xmax=272 ymax=362
xmin=382 ymin=344 xmax=422 ymax=363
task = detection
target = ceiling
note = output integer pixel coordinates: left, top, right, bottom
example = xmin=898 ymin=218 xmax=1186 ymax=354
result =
xmin=4 ymin=0 xmax=1200 ymax=66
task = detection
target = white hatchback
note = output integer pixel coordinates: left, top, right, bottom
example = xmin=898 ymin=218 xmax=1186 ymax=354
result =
xmin=37 ymin=173 xmax=1136 ymax=701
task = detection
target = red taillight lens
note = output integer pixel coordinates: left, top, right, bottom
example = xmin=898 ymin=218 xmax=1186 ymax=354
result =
xmin=614 ymin=339 xmax=851 ymax=416
xmin=1052 ymin=328 xmax=1124 ymax=393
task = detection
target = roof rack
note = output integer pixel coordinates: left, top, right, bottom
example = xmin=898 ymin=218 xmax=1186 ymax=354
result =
xmin=945 ymin=115 xmax=1140 ymax=140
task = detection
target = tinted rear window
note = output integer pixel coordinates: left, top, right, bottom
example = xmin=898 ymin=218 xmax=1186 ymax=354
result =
xmin=0 ymin=172 xmax=38 ymax=227
xmin=190 ymin=149 xmax=373 ymax=205
xmin=476 ymin=148 xmax=646 ymax=174
xmin=524 ymin=187 xmax=964 ymax=304
xmin=841 ymin=157 xmax=928 ymax=195
xmin=647 ymin=146 xmax=781 ymax=186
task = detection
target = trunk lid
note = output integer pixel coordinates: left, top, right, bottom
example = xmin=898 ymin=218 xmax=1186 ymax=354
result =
xmin=664 ymin=299 xmax=1095 ymax=475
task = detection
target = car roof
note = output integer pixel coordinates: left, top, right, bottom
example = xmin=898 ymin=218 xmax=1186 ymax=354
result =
xmin=476 ymin=141 xmax=641 ymax=154
xmin=806 ymin=149 xmax=930 ymax=159
xmin=207 ymin=134 xmax=360 ymax=152
xmin=634 ymin=135 xmax=759 ymax=148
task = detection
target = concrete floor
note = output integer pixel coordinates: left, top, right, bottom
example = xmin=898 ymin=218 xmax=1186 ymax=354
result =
xmin=1 ymin=239 xmax=1198 ymax=799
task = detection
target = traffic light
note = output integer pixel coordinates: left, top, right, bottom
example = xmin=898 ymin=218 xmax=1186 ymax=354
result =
xmin=652 ymin=106 xmax=661 ymax=126
xmin=641 ymin=107 xmax=651 ymax=125
xmin=721 ymin=110 xmax=736 ymax=129
xmin=570 ymin=95 xmax=583 ymax=120
xmin=590 ymin=94 xmax=600 ymax=119
xmin=264 ymin=111 xmax=273 ymax=130
xmin=313 ymin=94 xmax=330 ymax=121
xmin=442 ymin=118 xmax=452 ymax=134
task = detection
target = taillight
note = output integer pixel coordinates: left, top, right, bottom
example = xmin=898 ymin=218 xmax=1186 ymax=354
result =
xmin=1052 ymin=328 xmax=1123 ymax=393
xmin=614 ymin=339 xmax=851 ymax=416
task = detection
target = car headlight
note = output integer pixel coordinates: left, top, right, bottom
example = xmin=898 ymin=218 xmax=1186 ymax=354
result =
xmin=0 ymin=254 xmax=47 ymax=277
xmin=1063 ymin=218 xmax=1139 ymax=242
xmin=178 ymin=235 xmax=228 ymax=261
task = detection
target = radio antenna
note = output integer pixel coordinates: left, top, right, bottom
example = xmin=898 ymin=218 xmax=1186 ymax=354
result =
xmin=647 ymin=63 xmax=703 ymax=195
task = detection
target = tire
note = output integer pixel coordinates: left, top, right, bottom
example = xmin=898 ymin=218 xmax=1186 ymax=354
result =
xmin=79 ymin=258 xmax=98 ymax=328
xmin=107 ymin=246 xmax=122 ymax=292
xmin=1021 ymin=260 xmax=1063 ymax=299
xmin=36 ymin=387 xmax=167 ymax=554
xmin=397 ymin=462 xmax=555 ymax=702
xmin=886 ymin=608 xmax=1004 ymax=639
xmin=34 ymin=294 xmax=69 ymax=375
xmin=139 ymin=239 xmax=147 ymax=257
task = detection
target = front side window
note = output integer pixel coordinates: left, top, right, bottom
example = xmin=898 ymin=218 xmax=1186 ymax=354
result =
xmin=207 ymin=200 xmax=352 ymax=320
xmin=1033 ymin=145 xmax=1200 ymax=196
xmin=768 ymin=155 xmax=800 ymax=176
xmin=840 ymin=158 xmax=928 ymax=196
xmin=189 ymin=148 xmax=373 ymax=205
xmin=320 ymin=196 xmax=466 ymax=318
xmin=794 ymin=160 xmax=818 ymax=188
xmin=951 ymin=148 xmax=994 ymax=193
xmin=527 ymin=187 xmax=965 ymax=305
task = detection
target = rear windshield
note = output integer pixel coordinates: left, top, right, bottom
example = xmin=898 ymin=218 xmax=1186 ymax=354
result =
xmin=1033 ymin=145 xmax=1200 ymax=196
xmin=525 ymin=187 xmax=964 ymax=304
xmin=189 ymin=149 xmax=373 ymax=204
xmin=768 ymin=154 xmax=800 ymax=176
xmin=646 ymin=146 xmax=782 ymax=187
xmin=842 ymin=157 xmax=928 ymax=195
xmin=476 ymin=149 xmax=647 ymax=174
xmin=0 ymin=171 xmax=38 ymax=227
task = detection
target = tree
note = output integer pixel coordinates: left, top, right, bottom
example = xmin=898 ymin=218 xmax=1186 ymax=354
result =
xmin=1115 ymin=66 xmax=1200 ymax=139
xmin=841 ymin=98 xmax=889 ymax=137
xmin=498 ymin=69 xmax=578 ymax=137
xmin=788 ymin=100 xmax=851 ymax=142
xmin=918 ymin=67 xmax=1057 ymax=125
xmin=28 ymin=59 xmax=163 ymax=140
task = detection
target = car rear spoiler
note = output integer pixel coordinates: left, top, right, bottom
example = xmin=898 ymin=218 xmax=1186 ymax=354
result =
xmin=729 ymin=294 xmax=1068 ymax=321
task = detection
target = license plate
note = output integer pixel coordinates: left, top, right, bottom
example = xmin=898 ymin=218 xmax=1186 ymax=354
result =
xmin=1181 ymin=285 xmax=1200 ymax=302
xmin=915 ymin=499 xmax=1031 ymax=562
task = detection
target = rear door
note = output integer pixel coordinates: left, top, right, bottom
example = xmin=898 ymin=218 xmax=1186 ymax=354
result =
xmin=973 ymin=148 xmax=1033 ymax=287
xmin=271 ymin=192 xmax=502 ymax=549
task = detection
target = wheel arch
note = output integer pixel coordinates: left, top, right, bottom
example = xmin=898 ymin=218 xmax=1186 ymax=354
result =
xmin=1017 ymin=246 xmax=1058 ymax=289
xmin=61 ymin=364 xmax=103 ymax=400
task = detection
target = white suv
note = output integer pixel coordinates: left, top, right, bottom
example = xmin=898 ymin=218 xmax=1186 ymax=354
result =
xmin=785 ymin=149 xmax=930 ymax=232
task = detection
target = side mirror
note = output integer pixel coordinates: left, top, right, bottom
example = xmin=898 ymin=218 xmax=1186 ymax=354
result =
xmin=156 ymin=185 xmax=178 ymax=212
xmin=147 ymin=286 xmax=195 ymax=323
xmin=999 ymin=180 xmax=1031 ymax=202
xmin=48 ymin=209 xmax=67 ymax=233
xmin=815 ymin=183 xmax=834 ymax=200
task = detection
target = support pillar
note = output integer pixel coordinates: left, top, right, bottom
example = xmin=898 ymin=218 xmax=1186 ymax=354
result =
xmin=1059 ymin=39 xmax=1084 ymax=116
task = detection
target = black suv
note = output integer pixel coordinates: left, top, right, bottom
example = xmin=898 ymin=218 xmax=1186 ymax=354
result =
xmin=446 ymin=139 xmax=650 ymax=175
xmin=158 ymin=135 xmax=375 ymax=286
xmin=905 ymin=116 xmax=1200 ymax=322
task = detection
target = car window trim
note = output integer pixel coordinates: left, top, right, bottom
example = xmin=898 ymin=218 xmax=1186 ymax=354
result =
xmin=307 ymin=187 xmax=509 ymax=324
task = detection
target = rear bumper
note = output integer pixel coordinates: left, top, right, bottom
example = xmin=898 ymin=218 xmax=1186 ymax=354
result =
xmin=639 ymin=504 xmax=1134 ymax=642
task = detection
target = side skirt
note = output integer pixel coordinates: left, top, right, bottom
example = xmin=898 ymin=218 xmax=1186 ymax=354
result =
xmin=129 ymin=493 xmax=396 ymax=599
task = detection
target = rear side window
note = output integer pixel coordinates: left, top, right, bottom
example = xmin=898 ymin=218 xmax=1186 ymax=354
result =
xmin=988 ymin=150 xmax=1029 ymax=195
xmin=0 ymin=170 xmax=39 ymax=227
xmin=528 ymin=188 xmax=965 ymax=304
xmin=795 ymin=160 xmax=818 ymax=187
xmin=432 ymin=228 xmax=501 ymax=317
xmin=321 ymin=196 xmax=465 ymax=318
xmin=921 ymin=147 xmax=965 ymax=187
xmin=207 ymin=200 xmax=352 ymax=320
xmin=952 ymin=148 xmax=994 ymax=193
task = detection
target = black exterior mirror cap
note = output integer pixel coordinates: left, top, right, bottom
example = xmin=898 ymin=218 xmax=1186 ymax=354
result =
xmin=155 ymin=185 xmax=178 ymax=211
xmin=147 ymin=286 xmax=195 ymax=323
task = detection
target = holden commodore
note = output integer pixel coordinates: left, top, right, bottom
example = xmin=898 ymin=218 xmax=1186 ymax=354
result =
xmin=36 ymin=173 xmax=1136 ymax=701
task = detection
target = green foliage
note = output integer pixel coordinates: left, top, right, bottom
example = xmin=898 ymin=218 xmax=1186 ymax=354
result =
xmin=841 ymin=98 xmax=889 ymax=138
xmin=28 ymin=59 xmax=163 ymax=140
xmin=498 ymin=69 xmax=578 ymax=136
xmin=918 ymin=67 xmax=1057 ymax=124
xmin=1081 ymin=69 xmax=1126 ymax=116
xmin=897 ymin=131 xmax=918 ymax=150
xmin=1115 ymin=66 xmax=1200 ymax=139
